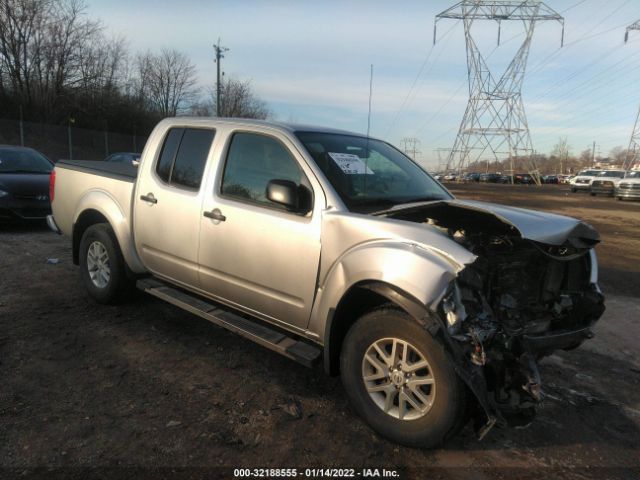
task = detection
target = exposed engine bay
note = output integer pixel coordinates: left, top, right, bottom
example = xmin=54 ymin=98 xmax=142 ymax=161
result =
xmin=381 ymin=201 xmax=606 ymax=437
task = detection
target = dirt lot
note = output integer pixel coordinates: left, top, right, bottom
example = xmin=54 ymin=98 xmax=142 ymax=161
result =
xmin=1 ymin=184 xmax=639 ymax=480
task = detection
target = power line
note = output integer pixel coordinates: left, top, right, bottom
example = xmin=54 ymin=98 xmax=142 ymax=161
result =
xmin=384 ymin=20 xmax=460 ymax=137
xmin=527 ymin=0 xmax=631 ymax=77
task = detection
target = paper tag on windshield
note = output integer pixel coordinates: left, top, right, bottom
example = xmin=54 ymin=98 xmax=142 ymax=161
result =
xmin=328 ymin=152 xmax=374 ymax=175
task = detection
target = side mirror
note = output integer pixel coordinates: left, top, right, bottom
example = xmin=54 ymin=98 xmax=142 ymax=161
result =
xmin=266 ymin=179 xmax=311 ymax=213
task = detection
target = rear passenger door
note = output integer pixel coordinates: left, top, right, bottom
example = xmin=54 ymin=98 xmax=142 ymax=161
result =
xmin=134 ymin=127 xmax=215 ymax=288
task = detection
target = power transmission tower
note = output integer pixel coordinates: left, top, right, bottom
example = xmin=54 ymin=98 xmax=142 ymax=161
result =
xmin=624 ymin=21 xmax=640 ymax=171
xmin=401 ymin=137 xmax=421 ymax=160
xmin=213 ymin=38 xmax=229 ymax=117
xmin=434 ymin=1 xmax=564 ymax=185
xmin=434 ymin=148 xmax=452 ymax=172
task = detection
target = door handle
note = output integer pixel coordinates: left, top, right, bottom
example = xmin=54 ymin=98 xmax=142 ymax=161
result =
xmin=203 ymin=208 xmax=226 ymax=222
xmin=140 ymin=193 xmax=157 ymax=204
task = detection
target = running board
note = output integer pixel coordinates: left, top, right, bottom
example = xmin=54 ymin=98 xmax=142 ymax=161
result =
xmin=137 ymin=278 xmax=321 ymax=368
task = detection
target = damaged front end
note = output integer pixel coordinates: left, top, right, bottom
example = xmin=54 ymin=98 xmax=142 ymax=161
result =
xmin=381 ymin=200 xmax=606 ymax=438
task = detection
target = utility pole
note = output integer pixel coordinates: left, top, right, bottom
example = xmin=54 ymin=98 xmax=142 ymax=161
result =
xmin=435 ymin=1 xmax=564 ymax=186
xmin=213 ymin=38 xmax=229 ymax=117
xmin=592 ymin=141 xmax=596 ymax=167
xmin=401 ymin=137 xmax=421 ymax=160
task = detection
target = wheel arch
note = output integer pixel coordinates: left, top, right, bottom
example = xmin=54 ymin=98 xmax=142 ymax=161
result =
xmin=73 ymin=209 xmax=109 ymax=264
xmin=323 ymin=280 xmax=436 ymax=376
xmin=72 ymin=192 xmax=145 ymax=273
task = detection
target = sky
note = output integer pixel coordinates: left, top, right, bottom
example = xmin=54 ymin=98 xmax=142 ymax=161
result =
xmin=88 ymin=0 xmax=640 ymax=169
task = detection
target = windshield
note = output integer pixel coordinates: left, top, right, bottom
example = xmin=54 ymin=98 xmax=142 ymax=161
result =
xmin=295 ymin=132 xmax=452 ymax=213
xmin=0 ymin=148 xmax=52 ymax=174
xmin=579 ymin=170 xmax=600 ymax=176
xmin=597 ymin=171 xmax=625 ymax=178
xmin=625 ymin=171 xmax=640 ymax=178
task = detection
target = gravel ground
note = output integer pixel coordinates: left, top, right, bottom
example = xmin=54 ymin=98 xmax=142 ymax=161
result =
xmin=1 ymin=183 xmax=639 ymax=480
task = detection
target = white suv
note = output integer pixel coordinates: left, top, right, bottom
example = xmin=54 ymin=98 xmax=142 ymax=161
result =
xmin=569 ymin=169 xmax=600 ymax=192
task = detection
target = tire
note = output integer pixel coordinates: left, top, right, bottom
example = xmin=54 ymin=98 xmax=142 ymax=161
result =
xmin=617 ymin=197 xmax=623 ymax=201
xmin=340 ymin=307 xmax=467 ymax=448
xmin=79 ymin=223 xmax=134 ymax=304
xmin=590 ymin=192 xmax=596 ymax=196
xmin=571 ymin=188 xmax=576 ymax=193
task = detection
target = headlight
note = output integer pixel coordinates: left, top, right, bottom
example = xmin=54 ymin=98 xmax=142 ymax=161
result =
xmin=0 ymin=189 xmax=8 ymax=198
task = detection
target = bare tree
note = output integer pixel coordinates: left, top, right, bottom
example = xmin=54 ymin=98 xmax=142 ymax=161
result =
xmin=609 ymin=146 xmax=628 ymax=167
xmin=551 ymin=137 xmax=570 ymax=174
xmin=137 ymin=48 xmax=197 ymax=117
xmin=0 ymin=0 xmax=107 ymax=118
xmin=190 ymin=78 xmax=270 ymax=119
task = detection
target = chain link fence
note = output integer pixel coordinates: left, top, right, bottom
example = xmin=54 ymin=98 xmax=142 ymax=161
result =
xmin=0 ymin=118 xmax=148 ymax=162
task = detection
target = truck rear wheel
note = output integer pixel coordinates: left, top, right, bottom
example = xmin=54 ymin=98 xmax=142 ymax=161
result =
xmin=340 ymin=307 xmax=468 ymax=448
xmin=79 ymin=223 xmax=134 ymax=304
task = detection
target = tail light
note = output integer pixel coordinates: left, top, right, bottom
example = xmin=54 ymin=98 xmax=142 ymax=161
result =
xmin=49 ymin=169 xmax=56 ymax=203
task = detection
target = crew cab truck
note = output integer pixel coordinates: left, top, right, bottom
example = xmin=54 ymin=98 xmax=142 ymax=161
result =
xmin=48 ymin=118 xmax=605 ymax=447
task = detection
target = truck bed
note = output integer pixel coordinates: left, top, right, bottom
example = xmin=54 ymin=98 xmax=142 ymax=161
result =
xmin=56 ymin=160 xmax=138 ymax=182
xmin=51 ymin=160 xmax=137 ymax=266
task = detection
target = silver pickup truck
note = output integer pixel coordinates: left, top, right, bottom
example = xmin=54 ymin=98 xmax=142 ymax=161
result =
xmin=48 ymin=117 xmax=605 ymax=447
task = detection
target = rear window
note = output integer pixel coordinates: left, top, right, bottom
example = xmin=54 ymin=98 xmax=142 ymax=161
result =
xmin=156 ymin=129 xmax=183 ymax=182
xmin=155 ymin=128 xmax=215 ymax=190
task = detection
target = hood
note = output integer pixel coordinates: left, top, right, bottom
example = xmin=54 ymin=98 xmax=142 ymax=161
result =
xmin=451 ymin=200 xmax=599 ymax=246
xmin=619 ymin=177 xmax=640 ymax=184
xmin=0 ymin=173 xmax=50 ymax=196
xmin=377 ymin=199 xmax=599 ymax=248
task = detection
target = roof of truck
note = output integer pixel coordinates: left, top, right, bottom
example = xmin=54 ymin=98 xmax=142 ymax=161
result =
xmin=160 ymin=117 xmax=371 ymax=138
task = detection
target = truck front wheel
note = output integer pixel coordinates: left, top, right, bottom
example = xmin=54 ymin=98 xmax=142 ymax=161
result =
xmin=79 ymin=223 xmax=134 ymax=304
xmin=340 ymin=307 xmax=467 ymax=448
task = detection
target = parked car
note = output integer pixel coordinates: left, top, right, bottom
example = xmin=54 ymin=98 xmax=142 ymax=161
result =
xmin=443 ymin=172 xmax=457 ymax=181
xmin=513 ymin=173 xmax=534 ymax=184
xmin=542 ymin=175 xmax=559 ymax=184
xmin=461 ymin=172 xmax=480 ymax=182
xmin=557 ymin=174 xmax=572 ymax=184
xmin=0 ymin=145 xmax=54 ymax=221
xmin=104 ymin=152 xmax=141 ymax=166
xmin=479 ymin=173 xmax=502 ymax=183
xmin=569 ymin=169 xmax=600 ymax=192
xmin=47 ymin=118 xmax=604 ymax=448
xmin=589 ymin=170 xmax=626 ymax=197
xmin=614 ymin=170 xmax=640 ymax=201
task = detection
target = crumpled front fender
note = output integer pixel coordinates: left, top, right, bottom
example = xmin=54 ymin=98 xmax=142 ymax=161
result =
xmin=308 ymin=240 xmax=472 ymax=340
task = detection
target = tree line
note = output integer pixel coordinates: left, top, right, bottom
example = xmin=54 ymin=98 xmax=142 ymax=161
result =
xmin=0 ymin=0 xmax=269 ymax=136
xmin=460 ymin=138 xmax=632 ymax=175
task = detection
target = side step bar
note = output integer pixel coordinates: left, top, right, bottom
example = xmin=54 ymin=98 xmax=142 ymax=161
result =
xmin=137 ymin=278 xmax=321 ymax=368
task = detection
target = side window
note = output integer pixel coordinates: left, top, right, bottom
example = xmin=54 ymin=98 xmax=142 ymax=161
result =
xmin=155 ymin=128 xmax=214 ymax=190
xmin=171 ymin=129 xmax=215 ymax=189
xmin=156 ymin=128 xmax=183 ymax=182
xmin=221 ymin=132 xmax=307 ymax=210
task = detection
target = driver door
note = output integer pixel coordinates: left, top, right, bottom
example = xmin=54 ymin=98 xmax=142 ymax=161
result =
xmin=198 ymin=130 xmax=322 ymax=330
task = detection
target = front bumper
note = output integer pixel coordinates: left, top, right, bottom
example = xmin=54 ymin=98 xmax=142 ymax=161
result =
xmin=0 ymin=200 xmax=51 ymax=220
xmin=616 ymin=185 xmax=640 ymax=199
xmin=571 ymin=182 xmax=591 ymax=190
